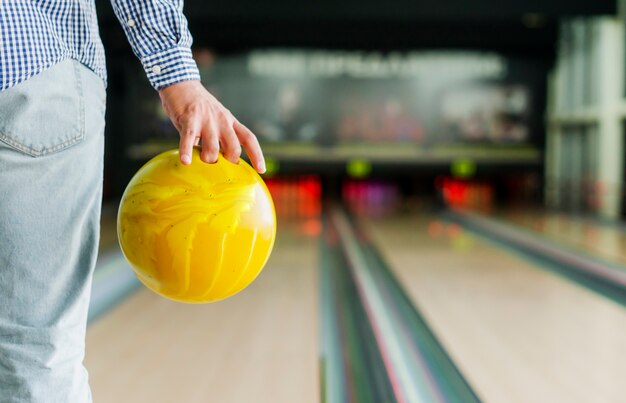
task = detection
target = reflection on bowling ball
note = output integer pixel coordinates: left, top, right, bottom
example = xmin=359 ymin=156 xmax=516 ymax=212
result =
xmin=117 ymin=148 xmax=276 ymax=303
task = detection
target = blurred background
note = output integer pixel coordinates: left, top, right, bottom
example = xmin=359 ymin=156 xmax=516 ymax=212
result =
xmin=85 ymin=0 xmax=626 ymax=402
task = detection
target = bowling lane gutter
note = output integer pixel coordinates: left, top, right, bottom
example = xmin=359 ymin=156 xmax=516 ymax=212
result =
xmin=320 ymin=219 xmax=396 ymax=403
xmin=445 ymin=210 xmax=626 ymax=307
xmin=538 ymin=210 xmax=626 ymax=233
xmin=320 ymin=206 xmax=479 ymax=403
xmin=87 ymin=249 xmax=141 ymax=323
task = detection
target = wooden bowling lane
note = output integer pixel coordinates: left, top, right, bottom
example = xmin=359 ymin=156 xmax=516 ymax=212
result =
xmin=85 ymin=220 xmax=319 ymax=403
xmin=361 ymin=213 xmax=626 ymax=403
xmin=499 ymin=209 xmax=626 ymax=264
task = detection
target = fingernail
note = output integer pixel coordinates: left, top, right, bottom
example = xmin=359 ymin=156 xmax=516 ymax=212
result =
xmin=181 ymin=154 xmax=191 ymax=165
xmin=258 ymin=161 xmax=266 ymax=173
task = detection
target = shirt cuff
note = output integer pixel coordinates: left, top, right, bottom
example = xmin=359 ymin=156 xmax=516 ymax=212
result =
xmin=141 ymin=46 xmax=201 ymax=90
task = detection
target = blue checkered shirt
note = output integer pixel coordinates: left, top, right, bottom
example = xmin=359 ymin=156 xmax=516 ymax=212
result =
xmin=0 ymin=0 xmax=200 ymax=91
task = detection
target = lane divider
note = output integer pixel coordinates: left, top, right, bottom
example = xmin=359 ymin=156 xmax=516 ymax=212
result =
xmin=320 ymin=217 xmax=397 ymax=403
xmin=321 ymin=206 xmax=479 ymax=403
xmin=446 ymin=209 xmax=626 ymax=306
xmin=332 ymin=209 xmax=435 ymax=403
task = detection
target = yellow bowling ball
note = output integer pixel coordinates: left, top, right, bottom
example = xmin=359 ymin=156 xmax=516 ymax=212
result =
xmin=117 ymin=148 xmax=276 ymax=303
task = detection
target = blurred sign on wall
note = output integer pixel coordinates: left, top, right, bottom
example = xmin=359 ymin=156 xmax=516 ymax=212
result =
xmin=127 ymin=49 xmax=543 ymax=164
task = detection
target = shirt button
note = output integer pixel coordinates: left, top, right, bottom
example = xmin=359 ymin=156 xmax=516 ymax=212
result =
xmin=152 ymin=65 xmax=162 ymax=74
xmin=127 ymin=19 xmax=136 ymax=27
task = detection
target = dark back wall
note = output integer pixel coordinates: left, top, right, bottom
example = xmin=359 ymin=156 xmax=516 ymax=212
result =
xmin=95 ymin=0 xmax=615 ymax=198
xmin=97 ymin=0 xmax=615 ymax=55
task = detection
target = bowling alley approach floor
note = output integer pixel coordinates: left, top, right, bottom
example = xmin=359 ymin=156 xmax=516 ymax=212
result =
xmin=86 ymin=205 xmax=626 ymax=403
xmin=86 ymin=218 xmax=319 ymax=403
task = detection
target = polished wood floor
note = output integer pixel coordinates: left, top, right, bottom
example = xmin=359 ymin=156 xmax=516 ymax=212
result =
xmin=364 ymin=214 xmax=626 ymax=403
xmin=85 ymin=221 xmax=320 ymax=403
xmin=87 ymin=209 xmax=626 ymax=403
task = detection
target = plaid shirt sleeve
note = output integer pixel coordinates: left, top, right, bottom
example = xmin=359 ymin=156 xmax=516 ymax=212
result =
xmin=109 ymin=0 xmax=201 ymax=90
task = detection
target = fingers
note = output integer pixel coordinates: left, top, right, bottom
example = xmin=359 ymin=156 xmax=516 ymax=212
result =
xmin=161 ymin=80 xmax=264 ymax=171
xmin=235 ymin=121 xmax=266 ymax=173
xmin=200 ymin=117 xmax=220 ymax=164
xmin=179 ymin=115 xmax=201 ymax=165
xmin=200 ymin=113 xmax=242 ymax=165
xmin=178 ymin=112 xmax=263 ymax=172
xmin=219 ymin=118 xmax=242 ymax=164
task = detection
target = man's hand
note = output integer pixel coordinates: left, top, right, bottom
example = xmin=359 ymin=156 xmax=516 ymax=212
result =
xmin=159 ymin=80 xmax=266 ymax=173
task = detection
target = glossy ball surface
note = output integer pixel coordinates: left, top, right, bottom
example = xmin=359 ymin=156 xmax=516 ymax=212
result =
xmin=117 ymin=148 xmax=276 ymax=303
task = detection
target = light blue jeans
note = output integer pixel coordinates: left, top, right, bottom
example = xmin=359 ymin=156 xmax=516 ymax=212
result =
xmin=0 ymin=59 xmax=105 ymax=403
